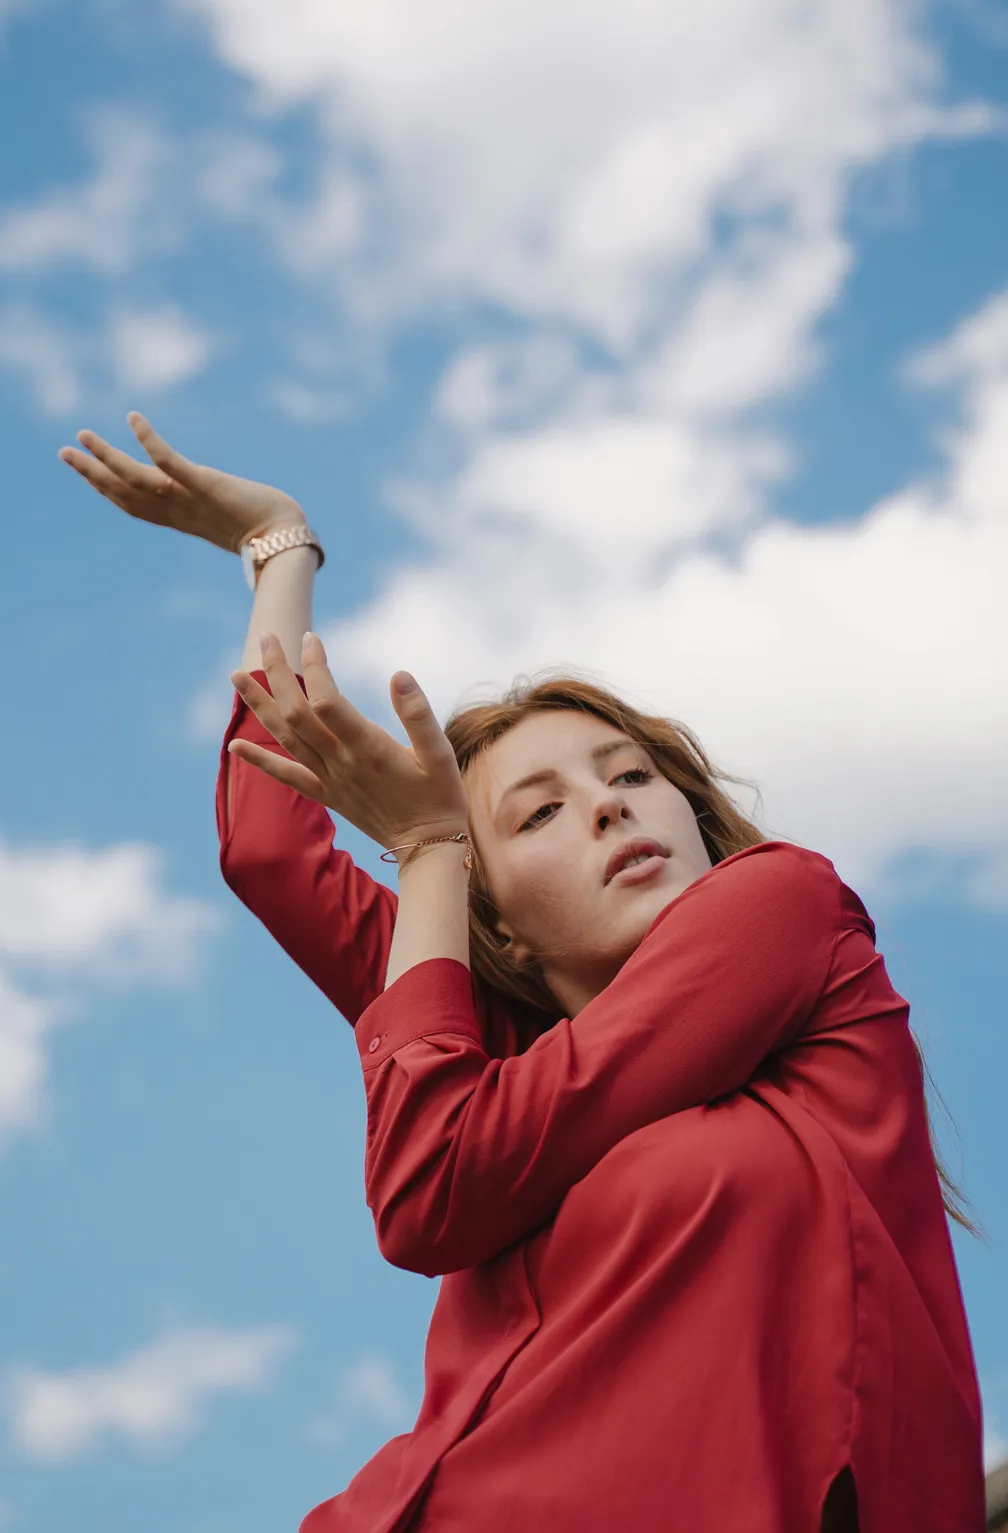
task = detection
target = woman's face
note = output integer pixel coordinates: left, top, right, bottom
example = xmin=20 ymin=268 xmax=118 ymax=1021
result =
xmin=466 ymin=709 xmax=713 ymax=1016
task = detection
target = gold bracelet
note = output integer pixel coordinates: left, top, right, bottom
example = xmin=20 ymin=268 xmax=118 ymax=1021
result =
xmin=380 ymin=833 xmax=473 ymax=871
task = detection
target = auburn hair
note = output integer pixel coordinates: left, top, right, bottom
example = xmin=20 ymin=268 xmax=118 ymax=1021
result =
xmin=442 ymin=672 xmax=978 ymax=1236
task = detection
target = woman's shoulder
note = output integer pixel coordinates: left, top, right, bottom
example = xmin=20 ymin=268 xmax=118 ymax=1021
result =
xmin=693 ymin=839 xmax=840 ymax=903
xmin=636 ymin=840 xmax=868 ymax=962
xmin=695 ymin=840 xmax=875 ymax=942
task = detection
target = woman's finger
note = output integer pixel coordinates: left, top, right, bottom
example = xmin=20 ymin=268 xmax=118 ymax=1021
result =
xmin=257 ymin=632 xmax=365 ymax=763
xmin=389 ymin=672 xmax=456 ymax=772
xmin=300 ymin=633 xmax=370 ymax=749
xmin=231 ymin=662 xmax=331 ymax=780
xmin=76 ymin=428 xmax=174 ymax=494
xmin=129 ymin=412 xmax=208 ymax=493
xmin=300 ymin=632 xmax=338 ymax=707
xmin=258 ymin=632 xmax=329 ymax=730
xmin=58 ymin=445 xmax=155 ymax=519
xmin=227 ymin=738 xmax=326 ymax=801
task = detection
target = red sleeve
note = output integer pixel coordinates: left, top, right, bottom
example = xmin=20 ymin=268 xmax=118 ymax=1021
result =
xmin=354 ymin=842 xmax=844 ymax=1275
xmin=216 ymin=672 xmax=397 ymax=1025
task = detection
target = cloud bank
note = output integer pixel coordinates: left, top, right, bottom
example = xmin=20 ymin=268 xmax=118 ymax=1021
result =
xmin=7 ymin=1324 xmax=294 ymax=1459
xmin=173 ymin=0 xmax=1005 ymax=898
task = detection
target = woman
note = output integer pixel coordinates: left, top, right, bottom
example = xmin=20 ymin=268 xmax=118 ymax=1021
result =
xmin=61 ymin=416 xmax=985 ymax=1533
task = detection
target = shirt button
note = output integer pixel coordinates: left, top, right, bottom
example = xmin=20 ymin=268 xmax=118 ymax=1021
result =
xmin=368 ymin=1037 xmax=381 ymax=1054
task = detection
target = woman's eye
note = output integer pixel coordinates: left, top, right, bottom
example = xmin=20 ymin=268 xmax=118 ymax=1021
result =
xmin=519 ymin=802 xmax=559 ymax=831
xmin=517 ymin=769 xmax=650 ymax=831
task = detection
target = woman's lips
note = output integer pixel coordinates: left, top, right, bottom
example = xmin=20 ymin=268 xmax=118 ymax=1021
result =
xmin=607 ymin=853 xmax=667 ymax=888
xmin=604 ymin=838 xmax=669 ymax=885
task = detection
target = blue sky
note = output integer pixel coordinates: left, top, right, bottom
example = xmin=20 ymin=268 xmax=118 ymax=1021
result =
xmin=1 ymin=0 xmax=1006 ymax=1527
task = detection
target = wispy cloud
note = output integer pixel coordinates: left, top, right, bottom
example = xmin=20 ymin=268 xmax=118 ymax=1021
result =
xmin=182 ymin=0 xmax=997 ymax=339
xmin=271 ymin=378 xmax=348 ymax=424
xmin=7 ymin=1325 xmax=296 ymax=1460
xmin=0 ymin=111 xmax=174 ymax=276
xmin=110 ymin=305 xmax=212 ymax=390
xmin=0 ymin=838 xmax=218 ymax=984
xmin=0 ymin=837 xmax=221 ymax=1141
xmin=0 ymin=971 xmax=64 ymax=1138
xmin=0 ymin=303 xmax=79 ymax=413
xmin=310 ymin=1353 xmax=414 ymax=1447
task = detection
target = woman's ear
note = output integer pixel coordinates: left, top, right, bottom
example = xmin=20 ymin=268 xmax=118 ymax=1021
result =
xmin=494 ymin=919 xmax=535 ymax=968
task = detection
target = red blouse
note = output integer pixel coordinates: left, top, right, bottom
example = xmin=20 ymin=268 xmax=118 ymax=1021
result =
xmin=218 ymin=683 xmax=985 ymax=1533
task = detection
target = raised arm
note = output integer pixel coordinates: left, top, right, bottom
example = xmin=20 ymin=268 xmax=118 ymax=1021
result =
xmin=219 ymin=544 xmax=397 ymax=1021
xmin=60 ymin=414 xmax=397 ymax=1023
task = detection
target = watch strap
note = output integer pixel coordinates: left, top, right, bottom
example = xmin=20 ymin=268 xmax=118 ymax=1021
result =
xmin=241 ymin=526 xmax=325 ymax=589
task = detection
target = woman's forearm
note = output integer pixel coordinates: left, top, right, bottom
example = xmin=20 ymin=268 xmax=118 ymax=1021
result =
xmin=240 ymin=545 xmax=318 ymax=673
xmin=384 ymin=843 xmax=471 ymax=990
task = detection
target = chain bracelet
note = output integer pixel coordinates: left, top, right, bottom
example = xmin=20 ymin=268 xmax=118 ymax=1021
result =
xmin=380 ymin=832 xmax=473 ymax=871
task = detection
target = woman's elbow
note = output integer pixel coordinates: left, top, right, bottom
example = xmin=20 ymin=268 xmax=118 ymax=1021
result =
xmin=372 ymin=1205 xmax=454 ymax=1277
xmin=372 ymin=1197 xmax=489 ymax=1278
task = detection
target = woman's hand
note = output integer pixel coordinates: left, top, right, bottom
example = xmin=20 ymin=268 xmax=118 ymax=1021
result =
xmin=59 ymin=413 xmax=305 ymax=553
xmin=228 ymin=632 xmax=470 ymax=853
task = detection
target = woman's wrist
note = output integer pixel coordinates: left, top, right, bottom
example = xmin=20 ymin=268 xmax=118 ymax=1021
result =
xmin=384 ymin=830 xmax=472 ymax=872
xmin=239 ymin=544 xmax=317 ymax=673
xmin=395 ymin=838 xmax=472 ymax=875
xmin=385 ymin=840 xmax=471 ymax=988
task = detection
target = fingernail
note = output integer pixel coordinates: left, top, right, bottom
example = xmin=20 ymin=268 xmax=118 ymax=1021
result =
xmin=230 ymin=672 xmax=247 ymax=693
xmin=302 ymin=631 xmax=315 ymax=651
xmin=393 ymin=672 xmax=417 ymax=695
xmin=259 ymin=633 xmax=270 ymax=653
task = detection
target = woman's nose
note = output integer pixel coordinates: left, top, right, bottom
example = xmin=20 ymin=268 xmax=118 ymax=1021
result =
xmin=594 ymin=791 xmax=632 ymax=834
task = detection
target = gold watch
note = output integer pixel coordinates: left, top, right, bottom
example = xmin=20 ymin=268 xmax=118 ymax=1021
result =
xmin=240 ymin=526 xmax=325 ymax=589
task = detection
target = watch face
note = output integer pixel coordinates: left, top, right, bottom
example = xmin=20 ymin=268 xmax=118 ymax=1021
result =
xmin=241 ymin=542 xmax=257 ymax=591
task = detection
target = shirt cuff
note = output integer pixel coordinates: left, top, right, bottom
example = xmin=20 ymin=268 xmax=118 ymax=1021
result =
xmin=223 ymin=669 xmax=307 ymax=750
xmin=355 ymin=958 xmax=481 ymax=1070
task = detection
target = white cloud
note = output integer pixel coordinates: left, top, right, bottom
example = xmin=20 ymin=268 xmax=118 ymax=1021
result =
xmin=399 ymin=415 xmax=786 ymax=573
xmin=271 ymin=378 xmax=349 ymax=424
xmin=193 ymin=131 xmax=282 ymax=219
xmin=181 ymin=0 xmax=995 ymax=343
xmin=0 ymin=111 xmax=173 ymax=276
xmin=7 ymin=1325 xmax=295 ymax=1461
xmin=435 ymin=336 xmax=588 ymax=433
xmin=986 ymin=1417 xmax=1007 ymax=1473
xmin=110 ymin=306 xmax=211 ymax=390
xmin=311 ymin=1353 xmax=413 ymax=1446
xmin=907 ymin=289 xmax=1008 ymax=388
xmin=0 ymin=304 xmax=79 ymax=413
xmin=0 ymin=837 xmax=221 ymax=1141
xmin=0 ymin=838 xmax=218 ymax=984
xmin=0 ymin=972 xmax=63 ymax=1138
xmin=175 ymin=0 xmax=1006 ymax=903
xmin=321 ymin=286 xmax=1008 ymax=902
xmin=0 ymin=299 xmax=209 ymax=414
